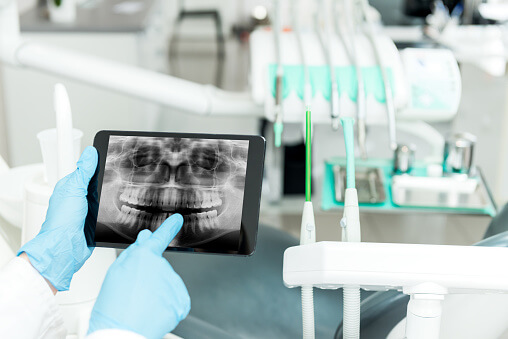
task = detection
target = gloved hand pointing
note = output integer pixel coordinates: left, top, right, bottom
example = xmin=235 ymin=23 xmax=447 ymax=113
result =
xmin=18 ymin=146 xmax=98 ymax=291
xmin=88 ymin=214 xmax=191 ymax=339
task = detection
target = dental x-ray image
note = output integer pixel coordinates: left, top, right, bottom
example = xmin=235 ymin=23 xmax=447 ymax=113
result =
xmin=96 ymin=135 xmax=249 ymax=252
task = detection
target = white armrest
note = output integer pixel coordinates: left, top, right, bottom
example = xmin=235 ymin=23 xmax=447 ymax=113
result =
xmin=283 ymin=241 xmax=508 ymax=294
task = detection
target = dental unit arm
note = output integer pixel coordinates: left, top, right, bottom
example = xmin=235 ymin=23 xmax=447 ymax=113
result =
xmin=0 ymin=0 xmax=262 ymax=117
xmin=284 ymin=241 xmax=508 ymax=339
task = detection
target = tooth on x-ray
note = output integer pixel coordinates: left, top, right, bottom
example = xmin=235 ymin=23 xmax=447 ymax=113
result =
xmin=96 ymin=136 xmax=249 ymax=249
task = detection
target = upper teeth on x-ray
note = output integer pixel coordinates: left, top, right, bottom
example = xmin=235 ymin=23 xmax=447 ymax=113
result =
xmin=96 ymin=136 xmax=249 ymax=248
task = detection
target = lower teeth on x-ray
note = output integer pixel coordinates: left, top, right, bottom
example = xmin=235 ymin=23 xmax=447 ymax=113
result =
xmin=96 ymin=135 xmax=249 ymax=251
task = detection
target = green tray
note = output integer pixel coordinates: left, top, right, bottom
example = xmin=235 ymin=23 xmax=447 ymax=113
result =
xmin=322 ymin=157 xmax=497 ymax=217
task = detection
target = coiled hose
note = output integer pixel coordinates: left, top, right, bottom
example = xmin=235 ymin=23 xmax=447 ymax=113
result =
xmin=302 ymin=285 xmax=315 ymax=339
xmin=341 ymin=118 xmax=361 ymax=339
xmin=343 ymin=286 xmax=361 ymax=339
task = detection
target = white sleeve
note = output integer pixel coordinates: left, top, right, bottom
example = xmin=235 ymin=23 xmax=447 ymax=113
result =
xmin=0 ymin=257 xmax=66 ymax=339
xmin=86 ymin=329 xmax=146 ymax=339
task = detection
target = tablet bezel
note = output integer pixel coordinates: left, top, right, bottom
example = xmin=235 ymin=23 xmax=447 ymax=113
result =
xmin=92 ymin=130 xmax=265 ymax=256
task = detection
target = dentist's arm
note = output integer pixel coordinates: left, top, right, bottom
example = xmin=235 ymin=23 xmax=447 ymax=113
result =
xmin=0 ymin=147 xmax=98 ymax=339
xmin=0 ymin=256 xmax=66 ymax=339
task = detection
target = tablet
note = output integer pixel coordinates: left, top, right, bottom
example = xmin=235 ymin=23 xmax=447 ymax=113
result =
xmin=87 ymin=131 xmax=265 ymax=255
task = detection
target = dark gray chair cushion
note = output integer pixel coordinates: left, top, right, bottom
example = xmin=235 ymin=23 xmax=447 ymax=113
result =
xmin=166 ymin=224 xmax=371 ymax=338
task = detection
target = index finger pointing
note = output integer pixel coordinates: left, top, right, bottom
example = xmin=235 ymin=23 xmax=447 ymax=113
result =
xmin=145 ymin=213 xmax=184 ymax=254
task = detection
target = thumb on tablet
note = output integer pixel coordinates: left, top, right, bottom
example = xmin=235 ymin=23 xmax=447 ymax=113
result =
xmin=145 ymin=214 xmax=184 ymax=255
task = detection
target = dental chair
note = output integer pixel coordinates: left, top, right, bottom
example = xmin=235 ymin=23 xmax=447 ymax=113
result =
xmin=166 ymin=224 xmax=373 ymax=338
xmin=333 ymin=204 xmax=508 ymax=339
xmin=166 ymin=204 xmax=508 ymax=339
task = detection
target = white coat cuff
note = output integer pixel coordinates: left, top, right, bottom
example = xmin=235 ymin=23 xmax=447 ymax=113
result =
xmin=0 ymin=257 xmax=66 ymax=338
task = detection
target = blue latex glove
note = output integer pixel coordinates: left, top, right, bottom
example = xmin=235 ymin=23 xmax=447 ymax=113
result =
xmin=88 ymin=214 xmax=191 ymax=339
xmin=17 ymin=146 xmax=98 ymax=291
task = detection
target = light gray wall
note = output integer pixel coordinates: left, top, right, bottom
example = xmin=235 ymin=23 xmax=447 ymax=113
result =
xmin=0 ymin=68 xmax=9 ymax=166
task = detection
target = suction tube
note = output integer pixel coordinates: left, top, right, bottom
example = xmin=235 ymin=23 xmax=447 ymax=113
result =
xmin=302 ymin=286 xmax=315 ymax=339
xmin=301 ymin=108 xmax=316 ymax=339
xmin=341 ymin=117 xmax=361 ymax=339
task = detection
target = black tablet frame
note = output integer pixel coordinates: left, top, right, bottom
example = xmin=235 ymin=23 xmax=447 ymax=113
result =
xmin=90 ymin=130 xmax=265 ymax=256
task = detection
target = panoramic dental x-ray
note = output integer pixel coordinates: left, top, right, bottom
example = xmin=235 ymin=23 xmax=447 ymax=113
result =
xmin=96 ymin=136 xmax=249 ymax=251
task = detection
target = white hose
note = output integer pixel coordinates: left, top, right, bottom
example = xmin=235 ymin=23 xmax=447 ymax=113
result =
xmin=301 ymin=285 xmax=315 ymax=339
xmin=343 ymin=286 xmax=361 ymax=339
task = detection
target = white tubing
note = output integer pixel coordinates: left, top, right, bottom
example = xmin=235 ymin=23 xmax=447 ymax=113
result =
xmin=300 ymin=201 xmax=316 ymax=339
xmin=14 ymin=42 xmax=262 ymax=116
xmin=301 ymin=285 xmax=315 ymax=339
xmin=343 ymin=188 xmax=361 ymax=339
xmin=0 ymin=0 xmax=21 ymax=65
xmin=343 ymin=286 xmax=361 ymax=339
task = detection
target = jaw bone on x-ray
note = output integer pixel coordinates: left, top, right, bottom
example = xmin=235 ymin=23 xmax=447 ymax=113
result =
xmin=96 ymin=136 xmax=249 ymax=251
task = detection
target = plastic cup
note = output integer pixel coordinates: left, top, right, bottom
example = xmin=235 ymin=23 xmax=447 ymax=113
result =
xmin=37 ymin=128 xmax=83 ymax=186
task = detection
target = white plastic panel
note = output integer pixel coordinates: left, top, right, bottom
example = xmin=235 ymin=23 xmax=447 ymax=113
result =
xmin=283 ymin=241 xmax=508 ymax=293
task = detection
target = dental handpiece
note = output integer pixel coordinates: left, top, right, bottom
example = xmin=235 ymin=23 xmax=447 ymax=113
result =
xmin=357 ymin=118 xmax=367 ymax=159
xmin=327 ymin=29 xmax=340 ymax=131
xmin=357 ymin=78 xmax=367 ymax=159
xmin=315 ymin=0 xmax=341 ymax=130
xmin=274 ymin=71 xmax=284 ymax=148
xmin=331 ymin=81 xmax=340 ymax=130
xmin=360 ymin=0 xmax=397 ymax=151
xmin=337 ymin=0 xmax=367 ymax=158
xmin=381 ymin=67 xmax=397 ymax=151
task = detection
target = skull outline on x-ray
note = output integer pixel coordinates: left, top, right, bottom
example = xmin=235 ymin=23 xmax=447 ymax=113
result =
xmin=96 ymin=136 xmax=248 ymax=248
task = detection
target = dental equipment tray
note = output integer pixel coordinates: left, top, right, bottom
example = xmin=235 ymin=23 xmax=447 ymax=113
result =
xmin=322 ymin=158 xmax=497 ymax=217
xmin=333 ymin=166 xmax=386 ymax=204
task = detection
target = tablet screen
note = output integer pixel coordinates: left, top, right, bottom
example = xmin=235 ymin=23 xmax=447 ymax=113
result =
xmin=95 ymin=135 xmax=250 ymax=253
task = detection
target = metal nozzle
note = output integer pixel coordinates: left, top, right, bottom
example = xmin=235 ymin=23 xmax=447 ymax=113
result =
xmin=332 ymin=117 xmax=341 ymax=130
xmin=330 ymin=82 xmax=340 ymax=130
xmin=358 ymin=118 xmax=367 ymax=159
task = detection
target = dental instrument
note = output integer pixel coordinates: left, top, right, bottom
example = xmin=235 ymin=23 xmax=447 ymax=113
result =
xmin=315 ymin=0 xmax=341 ymax=130
xmin=273 ymin=0 xmax=284 ymax=148
xmin=360 ymin=0 xmax=398 ymax=151
xmin=300 ymin=106 xmax=316 ymax=339
xmin=291 ymin=0 xmax=311 ymax=107
xmin=339 ymin=117 xmax=361 ymax=339
xmin=339 ymin=0 xmax=368 ymax=159
xmin=291 ymin=0 xmax=313 ymax=142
